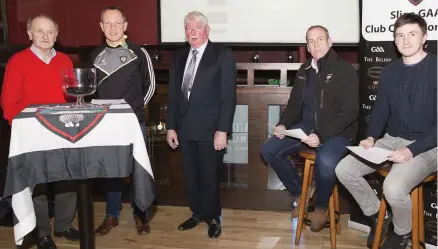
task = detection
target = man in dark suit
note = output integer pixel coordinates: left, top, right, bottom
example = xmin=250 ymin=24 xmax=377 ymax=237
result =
xmin=166 ymin=11 xmax=237 ymax=239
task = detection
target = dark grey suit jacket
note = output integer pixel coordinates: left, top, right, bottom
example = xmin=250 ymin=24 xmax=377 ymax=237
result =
xmin=166 ymin=41 xmax=237 ymax=141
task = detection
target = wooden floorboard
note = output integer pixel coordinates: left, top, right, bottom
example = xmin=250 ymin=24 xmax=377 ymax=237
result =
xmin=0 ymin=202 xmax=370 ymax=249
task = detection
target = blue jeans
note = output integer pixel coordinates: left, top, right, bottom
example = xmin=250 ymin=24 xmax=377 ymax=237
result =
xmin=106 ymin=122 xmax=148 ymax=220
xmin=260 ymin=124 xmax=350 ymax=209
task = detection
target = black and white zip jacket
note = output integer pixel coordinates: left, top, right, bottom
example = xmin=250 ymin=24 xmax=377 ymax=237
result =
xmin=91 ymin=40 xmax=156 ymax=122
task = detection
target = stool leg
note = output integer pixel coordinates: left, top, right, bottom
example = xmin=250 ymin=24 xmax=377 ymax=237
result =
xmin=333 ymin=184 xmax=340 ymax=235
xmin=307 ymin=163 xmax=315 ymax=205
xmin=333 ymin=184 xmax=341 ymax=235
xmin=329 ymin=194 xmax=336 ymax=249
xmin=308 ymin=163 xmax=314 ymax=195
xmin=411 ymin=187 xmax=419 ymax=249
xmin=372 ymin=197 xmax=387 ymax=249
xmin=304 ymin=163 xmax=315 ymax=227
xmin=295 ymin=159 xmax=312 ymax=246
xmin=419 ymin=185 xmax=425 ymax=245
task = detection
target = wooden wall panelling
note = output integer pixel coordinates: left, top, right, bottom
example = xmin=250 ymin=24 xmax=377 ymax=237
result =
xmin=6 ymin=0 xmax=158 ymax=46
xmin=0 ymin=0 xmax=8 ymax=48
xmin=60 ymin=0 xmax=158 ymax=46
xmin=147 ymin=62 xmax=353 ymax=212
xmin=6 ymin=0 xmax=58 ymax=45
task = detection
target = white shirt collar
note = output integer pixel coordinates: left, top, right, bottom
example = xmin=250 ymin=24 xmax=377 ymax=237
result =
xmin=311 ymin=58 xmax=319 ymax=73
xmin=30 ymin=44 xmax=56 ymax=64
xmin=190 ymin=40 xmax=208 ymax=57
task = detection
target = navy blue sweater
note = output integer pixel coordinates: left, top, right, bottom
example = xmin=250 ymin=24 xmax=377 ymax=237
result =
xmin=367 ymin=53 xmax=437 ymax=156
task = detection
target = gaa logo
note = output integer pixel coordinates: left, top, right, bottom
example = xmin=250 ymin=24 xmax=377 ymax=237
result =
xmin=409 ymin=0 xmax=423 ymax=6
xmin=371 ymin=46 xmax=385 ymax=53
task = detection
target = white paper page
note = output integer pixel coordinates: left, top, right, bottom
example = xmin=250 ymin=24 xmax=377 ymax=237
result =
xmin=109 ymin=104 xmax=131 ymax=109
xmin=282 ymin=129 xmax=308 ymax=139
xmin=21 ymin=108 xmax=38 ymax=113
xmin=347 ymin=146 xmax=393 ymax=164
xmin=267 ymin=124 xmax=308 ymax=140
xmin=91 ymin=99 xmax=126 ymax=105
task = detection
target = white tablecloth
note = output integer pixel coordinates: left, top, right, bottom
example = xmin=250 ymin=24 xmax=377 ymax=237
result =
xmin=4 ymin=104 xmax=154 ymax=244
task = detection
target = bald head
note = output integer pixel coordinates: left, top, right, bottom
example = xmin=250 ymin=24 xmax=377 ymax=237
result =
xmin=27 ymin=14 xmax=59 ymax=32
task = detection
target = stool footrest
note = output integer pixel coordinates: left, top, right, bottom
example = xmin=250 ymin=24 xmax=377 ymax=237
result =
xmin=303 ymin=211 xmax=340 ymax=228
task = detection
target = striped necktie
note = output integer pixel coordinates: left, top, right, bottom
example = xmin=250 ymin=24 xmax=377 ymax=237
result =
xmin=181 ymin=50 xmax=199 ymax=100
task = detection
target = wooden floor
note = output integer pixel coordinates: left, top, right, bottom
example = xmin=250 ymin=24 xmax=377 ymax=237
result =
xmin=0 ymin=202 xmax=370 ymax=249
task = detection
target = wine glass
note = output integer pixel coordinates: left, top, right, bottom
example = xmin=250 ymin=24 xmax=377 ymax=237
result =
xmin=61 ymin=68 xmax=97 ymax=107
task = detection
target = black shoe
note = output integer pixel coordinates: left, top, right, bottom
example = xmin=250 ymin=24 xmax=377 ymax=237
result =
xmin=367 ymin=212 xmax=392 ymax=248
xmin=54 ymin=227 xmax=80 ymax=241
xmin=380 ymin=231 xmax=411 ymax=249
xmin=37 ymin=235 xmax=57 ymax=249
xmin=178 ymin=217 xmax=200 ymax=231
xmin=206 ymin=218 xmax=222 ymax=238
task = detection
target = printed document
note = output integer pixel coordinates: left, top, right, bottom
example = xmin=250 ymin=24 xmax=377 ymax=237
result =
xmin=347 ymin=146 xmax=392 ymax=164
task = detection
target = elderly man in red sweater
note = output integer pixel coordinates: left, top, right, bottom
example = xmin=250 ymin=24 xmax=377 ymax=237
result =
xmin=1 ymin=14 xmax=79 ymax=249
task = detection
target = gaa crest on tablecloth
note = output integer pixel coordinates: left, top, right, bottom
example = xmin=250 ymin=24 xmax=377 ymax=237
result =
xmin=59 ymin=114 xmax=84 ymax=127
xmin=35 ymin=104 xmax=109 ymax=143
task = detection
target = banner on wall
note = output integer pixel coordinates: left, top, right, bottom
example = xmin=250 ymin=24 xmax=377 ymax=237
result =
xmin=353 ymin=0 xmax=437 ymax=248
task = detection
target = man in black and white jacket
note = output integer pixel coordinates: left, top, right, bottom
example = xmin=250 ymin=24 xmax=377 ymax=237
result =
xmin=90 ymin=6 xmax=155 ymax=236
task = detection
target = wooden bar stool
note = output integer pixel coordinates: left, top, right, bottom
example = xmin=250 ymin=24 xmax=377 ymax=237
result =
xmin=295 ymin=147 xmax=340 ymax=249
xmin=372 ymin=167 xmax=436 ymax=249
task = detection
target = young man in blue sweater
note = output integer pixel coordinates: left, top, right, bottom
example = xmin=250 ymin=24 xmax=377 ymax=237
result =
xmin=336 ymin=13 xmax=436 ymax=249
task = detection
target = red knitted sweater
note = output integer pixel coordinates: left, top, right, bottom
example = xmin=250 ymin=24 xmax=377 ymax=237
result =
xmin=1 ymin=48 xmax=73 ymax=124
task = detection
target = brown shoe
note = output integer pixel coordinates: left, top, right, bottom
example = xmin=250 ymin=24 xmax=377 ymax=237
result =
xmin=308 ymin=208 xmax=328 ymax=232
xmin=291 ymin=185 xmax=316 ymax=219
xmin=134 ymin=216 xmax=151 ymax=235
xmin=95 ymin=216 xmax=119 ymax=236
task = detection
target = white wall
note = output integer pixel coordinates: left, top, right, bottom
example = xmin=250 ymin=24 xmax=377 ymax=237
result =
xmin=160 ymin=0 xmax=360 ymax=44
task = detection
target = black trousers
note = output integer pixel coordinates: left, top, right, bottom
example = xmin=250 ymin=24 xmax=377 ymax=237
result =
xmin=179 ymin=139 xmax=224 ymax=221
xmin=33 ymin=180 xmax=77 ymax=238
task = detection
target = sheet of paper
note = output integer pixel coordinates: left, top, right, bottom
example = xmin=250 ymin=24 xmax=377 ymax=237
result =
xmin=109 ymin=104 xmax=131 ymax=109
xmin=22 ymin=107 xmax=38 ymax=113
xmin=347 ymin=146 xmax=392 ymax=164
xmin=267 ymin=123 xmax=308 ymax=140
xmin=282 ymin=129 xmax=308 ymax=139
xmin=91 ymin=99 xmax=126 ymax=105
